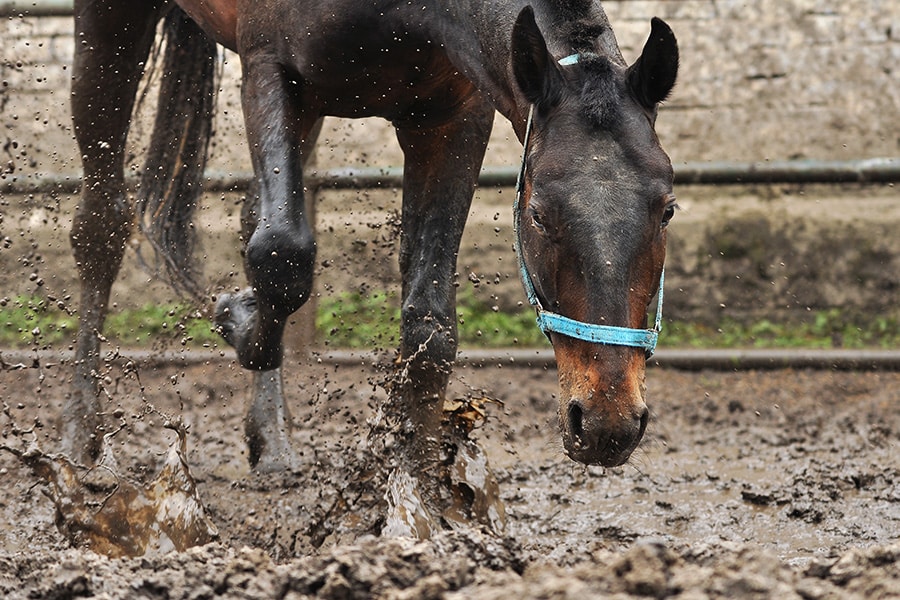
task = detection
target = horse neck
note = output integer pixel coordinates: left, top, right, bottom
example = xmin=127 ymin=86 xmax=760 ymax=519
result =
xmin=434 ymin=0 xmax=624 ymax=138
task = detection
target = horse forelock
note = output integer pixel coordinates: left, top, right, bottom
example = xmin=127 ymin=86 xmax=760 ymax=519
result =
xmin=573 ymin=55 xmax=623 ymax=130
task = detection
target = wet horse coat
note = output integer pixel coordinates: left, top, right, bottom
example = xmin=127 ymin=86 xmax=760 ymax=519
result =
xmin=66 ymin=1 xmax=678 ymax=478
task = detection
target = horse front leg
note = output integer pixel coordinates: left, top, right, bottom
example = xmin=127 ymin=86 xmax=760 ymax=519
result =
xmin=391 ymin=98 xmax=495 ymax=526
xmin=214 ymin=54 xmax=319 ymax=471
xmin=65 ymin=0 xmax=163 ymax=463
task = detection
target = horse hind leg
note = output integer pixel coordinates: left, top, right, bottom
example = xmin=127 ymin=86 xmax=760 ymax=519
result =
xmin=65 ymin=0 xmax=163 ymax=462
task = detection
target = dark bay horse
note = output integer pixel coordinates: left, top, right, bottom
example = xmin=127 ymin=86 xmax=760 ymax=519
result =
xmin=66 ymin=1 xmax=678 ymax=476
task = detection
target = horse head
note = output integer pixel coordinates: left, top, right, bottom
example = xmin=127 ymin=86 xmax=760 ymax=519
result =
xmin=511 ymin=7 xmax=679 ymax=467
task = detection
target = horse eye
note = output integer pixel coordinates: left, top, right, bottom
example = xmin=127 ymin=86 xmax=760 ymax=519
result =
xmin=661 ymin=204 xmax=678 ymax=228
xmin=530 ymin=209 xmax=547 ymax=233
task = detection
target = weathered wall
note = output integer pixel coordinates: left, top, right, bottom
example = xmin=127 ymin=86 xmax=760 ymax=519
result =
xmin=1 ymin=2 xmax=898 ymax=329
xmin=2 ymin=0 xmax=898 ymax=175
xmin=605 ymin=0 xmax=900 ymax=163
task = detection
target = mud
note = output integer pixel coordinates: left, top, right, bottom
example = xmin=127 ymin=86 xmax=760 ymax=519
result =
xmin=1 ymin=353 xmax=898 ymax=599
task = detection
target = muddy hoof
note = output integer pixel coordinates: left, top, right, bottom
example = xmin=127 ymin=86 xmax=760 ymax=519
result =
xmin=246 ymin=422 xmax=299 ymax=473
xmin=214 ymin=289 xmax=257 ymax=350
xmin=215 ymin=289 xmax=282 ymax=370
xmin=443 ymin=437 xmax=506 ymax=534
xmin=245 ymin=369 xmax=298 ymax=472
xmin=251 ymin=449 xmax=301 ymax=474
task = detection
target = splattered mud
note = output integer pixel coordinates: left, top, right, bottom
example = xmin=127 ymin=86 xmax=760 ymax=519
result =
xmin=1 ymin=355 xmax=898 ymax=599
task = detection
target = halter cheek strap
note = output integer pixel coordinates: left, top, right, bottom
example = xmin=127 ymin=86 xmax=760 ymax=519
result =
xmin=513 ymin=54 xmax=665 ymax=357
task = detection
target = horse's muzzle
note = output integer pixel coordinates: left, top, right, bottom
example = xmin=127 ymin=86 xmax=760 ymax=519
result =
xmin=560 ymin=397 xmax=649 ymax=466
xmin=554 ymin=341 xmax=650 ymax=467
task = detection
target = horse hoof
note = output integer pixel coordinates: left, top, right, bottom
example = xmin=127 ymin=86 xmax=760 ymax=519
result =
xmin=214 ymin=289 xmax=256 ymax=348
xmin=382 ymin=469 xmax=438 ymax=539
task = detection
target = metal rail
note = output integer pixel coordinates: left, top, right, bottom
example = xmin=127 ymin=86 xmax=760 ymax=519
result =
xmin=3 ymin=158 xmax=899 ymax=196
xmin=3 ymin=348 xmax=900 ymax=371
xmin=0 ymin=0 xmax=71 ymax=16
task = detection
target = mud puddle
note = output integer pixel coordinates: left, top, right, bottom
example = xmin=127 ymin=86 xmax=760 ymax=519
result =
xmin=1 ymin=355 xmax=899 ymax=598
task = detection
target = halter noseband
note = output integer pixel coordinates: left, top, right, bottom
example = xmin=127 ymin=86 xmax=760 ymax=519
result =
xmin=512 ymin=54 xmax=665 ymax=358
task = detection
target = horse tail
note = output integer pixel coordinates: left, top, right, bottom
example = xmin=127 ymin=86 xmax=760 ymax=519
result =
xmin=137 ymin=7 xmax=217 ymax=300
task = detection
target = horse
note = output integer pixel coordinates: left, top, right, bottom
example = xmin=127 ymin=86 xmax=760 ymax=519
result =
xmin=65 ymin=0 xmax=678 ymax=481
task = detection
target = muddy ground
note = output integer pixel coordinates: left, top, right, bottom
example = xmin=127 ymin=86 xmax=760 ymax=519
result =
xmin=0 ymin=350 xmax=898 ymax=599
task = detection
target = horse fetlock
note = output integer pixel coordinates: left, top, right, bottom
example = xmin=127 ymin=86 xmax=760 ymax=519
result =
xmin=60 ymin=388 xmax=104 ymax=464
xmin=401 ymin=313 xmax=458 ymax=368
xmin=215 ymin=289 xmax=284 ymax=370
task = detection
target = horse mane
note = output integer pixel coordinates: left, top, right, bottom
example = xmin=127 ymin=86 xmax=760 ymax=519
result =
xmin=135 ymin=7 xmax=218 ymax=301
xmin=544 ymin=0 xmax=613 ymax=55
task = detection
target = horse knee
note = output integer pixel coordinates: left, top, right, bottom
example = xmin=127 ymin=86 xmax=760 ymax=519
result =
xmin=245 ymin=223 xmax=316 ymax=314
xmin=401 ymin=306 xmax=458 ymax=377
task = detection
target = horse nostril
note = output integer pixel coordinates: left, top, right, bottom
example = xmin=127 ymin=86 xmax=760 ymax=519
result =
xmin=638 ymin=406 xmax=649 ymax=434
xmin=568 ymin=402 xmax=585 ymax=443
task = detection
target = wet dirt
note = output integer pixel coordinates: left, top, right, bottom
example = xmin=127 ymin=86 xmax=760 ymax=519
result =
xmin=1 ymin=352 xmax=898 ymax=599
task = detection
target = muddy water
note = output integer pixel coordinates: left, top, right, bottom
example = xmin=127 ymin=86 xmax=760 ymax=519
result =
xmin=1 ymin=353 xmax=898 ymax=598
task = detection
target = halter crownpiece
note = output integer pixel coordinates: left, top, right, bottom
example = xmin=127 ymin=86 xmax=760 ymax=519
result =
xmin=512 ymin=54 xmax=666 ymax=357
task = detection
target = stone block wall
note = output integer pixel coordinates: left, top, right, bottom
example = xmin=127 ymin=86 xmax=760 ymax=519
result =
xmin=604 ymin=0 xmax=899 ymax=163
xmin=1 ymin=2 xmax=898 ymax=327
xmin=2 ymin=1 xmax=898 ymax=176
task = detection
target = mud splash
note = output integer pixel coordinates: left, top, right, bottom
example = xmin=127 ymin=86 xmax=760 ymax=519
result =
xmin=1 ymin=415 xmax=217 ymax=558
xmin=3 ymin=360 xmax=900 ymax=598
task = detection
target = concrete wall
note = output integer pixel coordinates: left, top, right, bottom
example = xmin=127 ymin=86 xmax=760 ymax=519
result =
xmin=606 ymin=0 xmax=900 ymax=163
xmin=1 ymin=2 xmax=898 ymax=329
xmin=2 ymin=0 xmax=898 ymax=175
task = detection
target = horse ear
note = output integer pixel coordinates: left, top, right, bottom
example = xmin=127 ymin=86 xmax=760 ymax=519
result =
xmin=511 ymin=6 xmax=564 ymax=108
xmin=627 ymin=17 xmax=679 ymax=109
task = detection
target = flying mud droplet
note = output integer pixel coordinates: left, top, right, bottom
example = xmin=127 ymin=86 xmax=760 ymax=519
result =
xmin=3 ymin=422 xmax=217 ymax=558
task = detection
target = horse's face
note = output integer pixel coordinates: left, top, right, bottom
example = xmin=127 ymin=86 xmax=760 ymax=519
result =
xmin=512 ymin=9 xmax=679 ymax=467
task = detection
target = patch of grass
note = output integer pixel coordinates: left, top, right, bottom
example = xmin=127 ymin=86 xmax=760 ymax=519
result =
xmin=314 ymin=289 xmax=548 ymax=349
xmin=0 ymin=296 xmax=77 ymax=346
xmin=2 ymin=294 xmax=899 ymax=350
xmin=454 ymin=288 xmax=548 ymax=348
xmin=104 ymin=305 xmax=219 ymax=347
xmin=661 ymin=310 xmax=900 ymax=349
xmin=316 ymin=290 xmax=401 ymax=349
xmin=0 ymin=296 xmax=218 ymax=348
xmin=317 ymin=292 xmax=900 ymax=349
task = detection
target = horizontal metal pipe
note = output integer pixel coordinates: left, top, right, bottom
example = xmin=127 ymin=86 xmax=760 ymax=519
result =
xmin=0 ymin=0 xmax=72 ymax=16
xmin=2 ymin=158 xmax=899 ymax=196
xmin=3 ymin=348 xmax=900 ymax=372
xmin=310 ymin=158 xmax=900 ymax=189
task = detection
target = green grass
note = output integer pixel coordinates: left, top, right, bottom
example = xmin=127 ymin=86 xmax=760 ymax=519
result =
xmin=2 ymin=294 xmax=899 ymax=350
xmin=0 ymin=296 xmax=219 ymax=348
xmin=661 ymin=310 xmax=900 ymax=350
xmin=315 ymin=289 xmax=548 ymax=349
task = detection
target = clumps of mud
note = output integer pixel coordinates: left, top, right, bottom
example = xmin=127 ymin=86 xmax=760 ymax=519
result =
xmin=1 ymin=410 xmax=217 ymax=559
xmin=5 ymin=534 xmax=899 ymax=599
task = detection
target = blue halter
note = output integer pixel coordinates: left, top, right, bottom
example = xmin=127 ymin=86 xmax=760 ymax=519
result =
xmin=512 ymin=55 xmax=665 ymax=357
